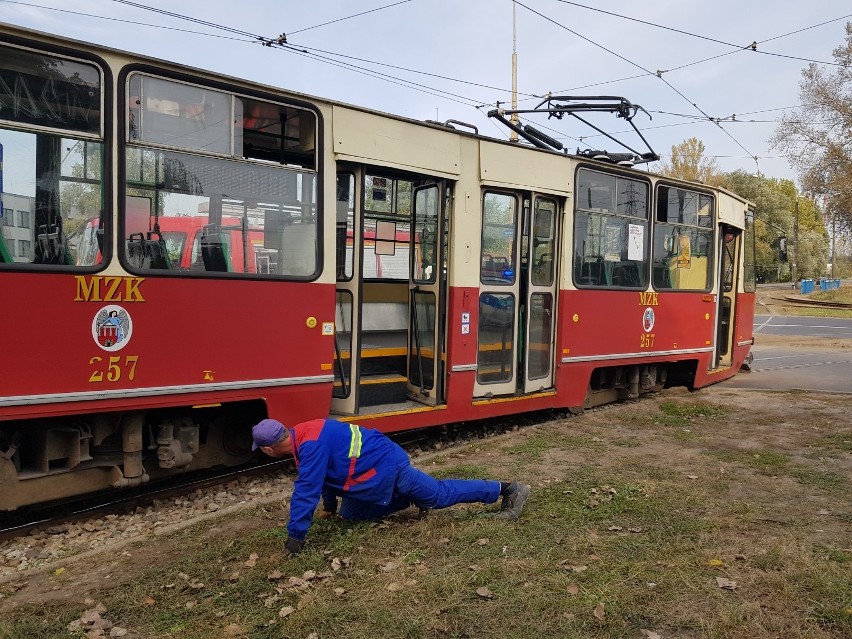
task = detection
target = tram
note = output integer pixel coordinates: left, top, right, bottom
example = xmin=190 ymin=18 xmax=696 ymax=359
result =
xmin=0 ymin=22 xmax=756 ymax=510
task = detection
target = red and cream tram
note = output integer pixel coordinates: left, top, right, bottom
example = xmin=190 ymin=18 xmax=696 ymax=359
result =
xmin=0 ymin=22 xmax=755 ymax=509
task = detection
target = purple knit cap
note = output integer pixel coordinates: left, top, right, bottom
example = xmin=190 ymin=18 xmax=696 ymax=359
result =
xmin=252 ymin=419 xmax=286 ymax=450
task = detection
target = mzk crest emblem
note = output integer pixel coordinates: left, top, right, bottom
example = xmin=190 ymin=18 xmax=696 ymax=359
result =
xmin=92 ymin=305 xmax=133 ymax=351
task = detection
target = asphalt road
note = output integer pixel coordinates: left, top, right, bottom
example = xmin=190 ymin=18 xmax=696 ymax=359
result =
xmin=752 ymin=314 xmax=852 ymax=339
xmin=722 ymin=314 xmax=852 ymax=394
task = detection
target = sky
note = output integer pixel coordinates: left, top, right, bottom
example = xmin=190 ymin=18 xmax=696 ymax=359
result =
xmin=2 ymin=0 xmax=851 ymax=186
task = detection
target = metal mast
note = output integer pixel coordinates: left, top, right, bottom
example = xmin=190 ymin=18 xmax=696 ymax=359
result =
xmin=510 ymin=1 xmax=518 ymax=142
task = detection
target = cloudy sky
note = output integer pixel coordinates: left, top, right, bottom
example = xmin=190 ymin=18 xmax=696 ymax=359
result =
xmin=3 ymin=0 xmax=850 ymax=184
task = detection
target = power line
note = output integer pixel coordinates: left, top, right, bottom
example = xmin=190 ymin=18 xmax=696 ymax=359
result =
xmin=288 ymin=1 xmax=412 ymax=36
xmin=95 ymin=0 xmax=497 ymax=107
xmin=0 ymin=0 xmax=252 ymax=41
xmin=548 ymin=0 xmax=850 ymax=67
xmin=106 ymin=0 xmax=528 ymax=106
xmin=514 ymin=1 xmax=759 ymax=165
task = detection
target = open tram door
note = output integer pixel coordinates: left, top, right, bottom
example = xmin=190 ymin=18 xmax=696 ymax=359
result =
xmin=331 ymin=169 xmax=363 ymax=415
xmin=713 ymin=223 xmax=740 ymax=369
xmin=407 ymin=182 xmax=449 ymax=406
xmin=331 ymin=169 xmax=449 ymax=415
xmin=472 ymin=192 xmax=559 ymax=398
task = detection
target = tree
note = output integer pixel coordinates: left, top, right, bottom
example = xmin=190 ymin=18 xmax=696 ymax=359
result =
xmin=771 ymin=22 xmax=852 ymax=236
xmin=657 ymin=137 xmax=724 ymax=186
xmin=722 ymin=171 xmax=829 ymax=281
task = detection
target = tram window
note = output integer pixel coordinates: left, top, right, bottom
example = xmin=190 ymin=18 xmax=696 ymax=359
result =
xmin=124 ymin=75 xmax=320 ymax=279
xmin=362 ymin=175 xmax=413 ymax=281
xmin=128 ymin=74 xmax=316 ymax=171
xmin=743 ymin=210 xmax=756 ymax=293
xmin=0 ymin=44 xmax=101 ymax=134
xmin=652 ymin=186 xmax=714 ymax=291
xmin=481 ymin=192 xmax=518 ymax=285
xmin=0 ymin=129 xmax=105 ymax=268
xmin=532 ymin=199 xmax=556 ymax=287
xmin=124 ymin=148 xmax=317 ymax=277
xmin=0 ymin=46 xmax=104 ymax=269
xmin=336 ymin=173 xmax=355 ymax=281
xmin=573 ymin=169 xmax=648 ymax=289
xmin=477 ymin=293 xmax=515 ymax=384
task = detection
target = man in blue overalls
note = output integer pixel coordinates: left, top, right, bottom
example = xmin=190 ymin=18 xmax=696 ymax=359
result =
xmin=252 ymin=418 xmax=531 ymax=554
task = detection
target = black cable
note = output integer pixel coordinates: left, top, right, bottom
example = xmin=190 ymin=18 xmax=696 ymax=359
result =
xmin=288 ymin=0 xmax=413 ymax=36
xmin=514 ymin=1 xmax=758 ymax=164
xmin=72 ymin=0 xmax=491 ymax=107
xmin=103 ymin=0 xmax=521 ymax=107
xmin=0 ymin=0 xmax=252 ymax=41
xmin=547 ymin=0 xmax=850 ymax=67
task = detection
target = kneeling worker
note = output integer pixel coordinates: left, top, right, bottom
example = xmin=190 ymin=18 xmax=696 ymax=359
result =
xmin=252 ymin=418 xmax=531 ymax=554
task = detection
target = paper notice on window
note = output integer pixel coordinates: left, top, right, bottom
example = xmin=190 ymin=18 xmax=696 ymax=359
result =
xmin=627 ymin=224 xmax=644 ymax=261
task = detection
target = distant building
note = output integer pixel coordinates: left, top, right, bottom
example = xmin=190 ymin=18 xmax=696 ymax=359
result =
xmin=0 ymin=193 xmax=35 ymax=263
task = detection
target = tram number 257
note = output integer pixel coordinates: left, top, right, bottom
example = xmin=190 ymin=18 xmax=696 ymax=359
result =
xmin=640 ymin=333 xmax=655 ymax=348
xmin=89 ymin=355 xmax=139 ymax=383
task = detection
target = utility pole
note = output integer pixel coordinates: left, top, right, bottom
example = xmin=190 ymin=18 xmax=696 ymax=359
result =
xmin=510 ymin=1 xmax=518 ymax=142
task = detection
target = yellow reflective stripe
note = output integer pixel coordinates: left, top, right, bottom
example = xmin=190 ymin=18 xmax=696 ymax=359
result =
xmin=348 ymin=424 xmax=363 ymax=458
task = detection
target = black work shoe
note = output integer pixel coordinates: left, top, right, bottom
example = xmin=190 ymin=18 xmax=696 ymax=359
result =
xmin=498 ymin=482 xmax=530 ymax=520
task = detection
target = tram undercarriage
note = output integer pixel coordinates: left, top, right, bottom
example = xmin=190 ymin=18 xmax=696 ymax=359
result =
xmin=0 ymin=402 xmax=260 ymax=511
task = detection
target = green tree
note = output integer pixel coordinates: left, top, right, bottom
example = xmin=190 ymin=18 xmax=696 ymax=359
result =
xmin=722 ymin=171 xmax=829 ymax=281
xmin=771 ymin=22 xmax=852 ymax=236
xmin=658 ymin=137 xmax=724 ymax=186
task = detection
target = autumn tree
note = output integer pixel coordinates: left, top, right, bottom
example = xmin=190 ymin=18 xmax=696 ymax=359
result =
xmin=771 ymin=22 xmax=852 ymax=237
xmin=722 ymin=171 xmax=829 ymax=281
xmin=657 ymin=137 xmax=724 ymax=186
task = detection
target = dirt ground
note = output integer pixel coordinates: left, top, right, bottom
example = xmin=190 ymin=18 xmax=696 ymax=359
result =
xmin=1 ymin=382 xmax=850 ymax=615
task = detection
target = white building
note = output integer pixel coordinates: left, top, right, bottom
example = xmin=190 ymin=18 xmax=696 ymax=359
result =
xmin=0 ymin=193 xmax=35 ymax=262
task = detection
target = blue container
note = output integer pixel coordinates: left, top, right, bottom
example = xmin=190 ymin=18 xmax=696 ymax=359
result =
xmin=800 ymin=279 xmax=814 ymax=294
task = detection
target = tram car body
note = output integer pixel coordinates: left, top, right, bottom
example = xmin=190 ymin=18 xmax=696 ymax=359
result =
xmin=0 ymin=23 xmax=756 ymax=510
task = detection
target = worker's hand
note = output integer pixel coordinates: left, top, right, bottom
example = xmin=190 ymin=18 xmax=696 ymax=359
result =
xmin=285 ymin=536 xmax=305 ymax=555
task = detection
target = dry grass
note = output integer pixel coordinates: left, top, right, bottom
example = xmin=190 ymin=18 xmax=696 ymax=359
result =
xmin=1 ymin=387 xmax=851 ymax=639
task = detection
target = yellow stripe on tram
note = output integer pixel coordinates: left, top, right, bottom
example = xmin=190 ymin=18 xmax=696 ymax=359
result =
xmin=348 ymin=424 xmax=363 ymax=458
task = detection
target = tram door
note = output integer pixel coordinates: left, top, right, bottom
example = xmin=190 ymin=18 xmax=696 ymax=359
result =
xmin=523 ymin=196 xmax=559 ymax=393
xmin=407 ymin=182 xmax=448 ymax=405
xmin=473 ymin=192 xmax=560 ymax=398
xmin=713 ymin=225 xmax=740 ymax=369
xmin=331 ymin=170 xmax=363 ymax=415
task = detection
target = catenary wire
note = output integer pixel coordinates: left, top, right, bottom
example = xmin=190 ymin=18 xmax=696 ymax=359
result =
xmin=514 ymin=1 xmax=759 ymax=164
xmin=12 ymin=0 xmax=795 ymax=164
xmin=548 ymin=0 xmax=850 ymax=67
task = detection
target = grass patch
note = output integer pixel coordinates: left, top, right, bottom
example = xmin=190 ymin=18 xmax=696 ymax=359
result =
xmin=789 ymin=467 xmax=849 ymax=494
xmin=501 ymin=435 xmax=552 ymax=458
xmin=813 ymin=430 xmax=852 ymax=453
xmin=659 ymin=401 xmax=728 ymax=422
xmin=431 ymin=463 xmax=491 ymax=480
xmin=706 ymin=449 xmax=790 ymax=471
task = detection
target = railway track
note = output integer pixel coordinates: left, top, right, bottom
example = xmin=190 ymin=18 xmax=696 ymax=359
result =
xmin=0 ymin=409 xmax=555 ymax=566
xmin=779 ymin=296 xmax=852 ymax=310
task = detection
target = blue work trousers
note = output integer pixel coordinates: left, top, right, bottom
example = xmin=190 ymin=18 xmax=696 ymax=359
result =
xmin=339 ymin=464 xmax=501 ymax=520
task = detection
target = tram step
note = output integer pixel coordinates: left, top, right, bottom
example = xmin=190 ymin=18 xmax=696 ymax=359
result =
xmin=359 ymin=373 xmax=408 ymax=407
